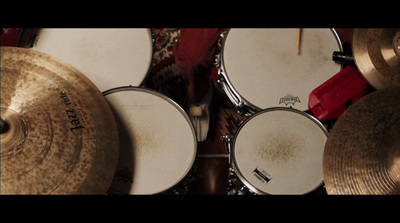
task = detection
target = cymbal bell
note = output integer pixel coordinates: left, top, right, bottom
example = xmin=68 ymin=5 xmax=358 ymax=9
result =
xmin=323 ymin=87 xmax=400 ymax=194
xmin=352 ymin=28 xmax=400 ymax=90
xmin=1 ymin=47 xmax=119 ymax=194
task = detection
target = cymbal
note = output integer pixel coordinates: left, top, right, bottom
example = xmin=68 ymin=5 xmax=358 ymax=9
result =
xmin=0 ymin=47 xmax=119 ymax=194
xmin=323 ymin=87 xmax=400 ymax=194
xmin=352 ymin=28 xmax=400 ymax=90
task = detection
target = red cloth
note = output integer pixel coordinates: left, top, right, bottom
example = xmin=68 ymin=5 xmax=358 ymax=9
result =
xmin=173 ymin=28 xmax=226 ymax=104
xmin=1 ymin=28 xmax=22 ymax=46
xmin=335 ymin=28 xmax=353 ymax=43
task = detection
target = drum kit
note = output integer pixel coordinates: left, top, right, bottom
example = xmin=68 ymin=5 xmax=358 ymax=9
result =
xmin=1 ymin=28 xmax=399 ymax=195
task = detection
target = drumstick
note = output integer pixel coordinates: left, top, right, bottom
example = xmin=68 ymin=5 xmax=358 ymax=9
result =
xmin=297 ymin=28 xmax=302 ymax=54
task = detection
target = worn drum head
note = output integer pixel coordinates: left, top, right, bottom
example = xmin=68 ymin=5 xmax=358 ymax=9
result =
xmin=104 ymin=87 xmax=197 ymax=194
xmin=232 ymin=108 xmax=328 ymax=194
xmin=221 ymin=28 xmax=342 ymax=111
xmin=19 ymin=28 xmax=153 ymax=92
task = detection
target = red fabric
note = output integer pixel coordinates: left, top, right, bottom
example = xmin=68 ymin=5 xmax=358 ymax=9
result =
xmin=173 ymin=28 xmax=226 ymax=104
xmin=1 ymin=28 xmax=22 ymax=46
xmin=335 ymin=28 xmax=353 ymax=43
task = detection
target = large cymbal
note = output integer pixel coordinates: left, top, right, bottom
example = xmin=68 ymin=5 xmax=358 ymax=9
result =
xmin=352 ymin=28 xmax=400 ymax=89
xmin=323 ymin=87 xmax=400 ymax=194
xmin=0 ymin=47 xmax=119 ymax=194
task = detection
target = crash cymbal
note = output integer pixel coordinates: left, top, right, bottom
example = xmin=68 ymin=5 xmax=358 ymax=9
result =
xmin=352 ymin=28 xmax=400 ymax=89
xmin=323 ymin=87 xmax=400 ymax=195
xmin=0 ymin=47 xmax=119 ymax=194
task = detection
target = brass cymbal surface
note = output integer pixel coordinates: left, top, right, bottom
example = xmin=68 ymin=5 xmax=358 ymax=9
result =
xmin=323 ymin=87 xmax=400 ymax=194
xmin=352 ymin=28 xmax=400 ymax=89
xmin=1 ymin=47 xmax=119 ymax=194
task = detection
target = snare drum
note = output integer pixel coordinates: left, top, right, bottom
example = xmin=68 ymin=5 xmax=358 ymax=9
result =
xmin=19 ymin=28 xmax=153 ymax=92
xmin=104 ymin=87 xmax=197 ymax=194
xmin=228 ymin=108 xmax=328 ymax=195
xmin=218 ymin=28 xmax=342 ymax=114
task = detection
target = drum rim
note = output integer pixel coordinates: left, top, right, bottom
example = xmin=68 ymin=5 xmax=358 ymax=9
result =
xmin=103 ymin=86 xmax=198 ymax=194
xmin=218 ymin=28 xmax=343 ymax=115
xmin=230 ymin=107 xmax=329 ymax=195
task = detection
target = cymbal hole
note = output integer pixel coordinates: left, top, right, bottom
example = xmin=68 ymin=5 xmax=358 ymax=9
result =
xmin=1 ymin=118 xmax=10 ymax=134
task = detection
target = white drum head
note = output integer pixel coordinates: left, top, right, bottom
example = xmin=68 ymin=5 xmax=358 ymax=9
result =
xmin=20 ymin=28 xmax=153 ymax=92
xmin=105 ymin=87 xmax=197 ymax=194
xmin=232 ymin=108 xmax=328 ymax=194
xmin=222 ymin=28 xmax=342 ymax=111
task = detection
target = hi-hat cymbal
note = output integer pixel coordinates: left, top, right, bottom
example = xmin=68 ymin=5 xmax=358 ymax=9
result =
xmin=0 ymin=47 xmax=119 ymax=194
xmin=323 ymin=87 xmax=400 ymax=195
xmin=352 ymin=28 xmax=400 ymax=90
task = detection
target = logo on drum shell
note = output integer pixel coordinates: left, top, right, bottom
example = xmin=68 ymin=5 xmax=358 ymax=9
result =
xmin=253 ymin=167 xmax=272 ymax=184
xmin=279 ymin=94 xmax=301 ymax=106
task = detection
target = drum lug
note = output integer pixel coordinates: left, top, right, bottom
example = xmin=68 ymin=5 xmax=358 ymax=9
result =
xmin=221 ymin=135 xmax=233 ymax=165
xmin=227 ymin=166 xmax=237 ymax=195
xmin=238 ymin=186 xmax=249 ymax=195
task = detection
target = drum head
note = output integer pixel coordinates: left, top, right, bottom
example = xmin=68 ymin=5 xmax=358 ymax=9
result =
xmin=19 ymin=28 xmax=153 ymax=92
xmin=104 ymin=87 xmax=197 ymax=194
xmin=232 ymin=108 xmax=328 ymax=194
xmin=222 ymin=28 xmax=342 ymax=111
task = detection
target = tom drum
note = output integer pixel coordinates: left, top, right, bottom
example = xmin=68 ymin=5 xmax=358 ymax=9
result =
xmin=229 ymin=107 xmax=328 ymax=194
xmin=104 ymin=87 xmax=197 ymax=194
xmin=218 ymin=28 xmax=342 ymax=114
xmin=19 ymin=28 xmax=153 ymax=92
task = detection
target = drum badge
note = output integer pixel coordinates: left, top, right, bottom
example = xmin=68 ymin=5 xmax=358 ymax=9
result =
xmin=253 ymin=167 xmax=272 ymax=184
xmin=279 ymin=94 xmax=301 ymax=106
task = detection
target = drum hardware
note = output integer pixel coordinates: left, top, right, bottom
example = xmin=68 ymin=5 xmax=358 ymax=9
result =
xmin=216 ymin=31 xmax=260 ymax=116
xmin=323 ymin=87 xmax=400 ymax=195
xmin=166 ymin=167 xmax=198 ymax=195
xmin=332 ymin=42 xmax=356 ymax=68
xmin=217 ymin=74 xmax=259 ymax=116
xmin=352 ymin=28 xmax=400 ymax=90
xmin=0 ymin=47 xmax=119 ymax=194
xmin=221 ymin=135 xmax=253 ymax=195
xmin=222 ymin=126 xmax=257 ymax=195
xmin=221 ymin=135 xmax=233 ymax=164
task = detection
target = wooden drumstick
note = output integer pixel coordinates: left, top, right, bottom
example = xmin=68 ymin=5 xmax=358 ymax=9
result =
xmin=297 ymin=28 xmax=302 ymax=54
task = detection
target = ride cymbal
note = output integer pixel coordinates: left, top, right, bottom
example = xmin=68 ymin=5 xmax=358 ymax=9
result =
xmin=323 ymin=88 xmax=400 ymax=194
xmin=352 ymin=28 xmax=400 ymax=90
xmin=0 ymin=47 xmax=119 ymax=194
